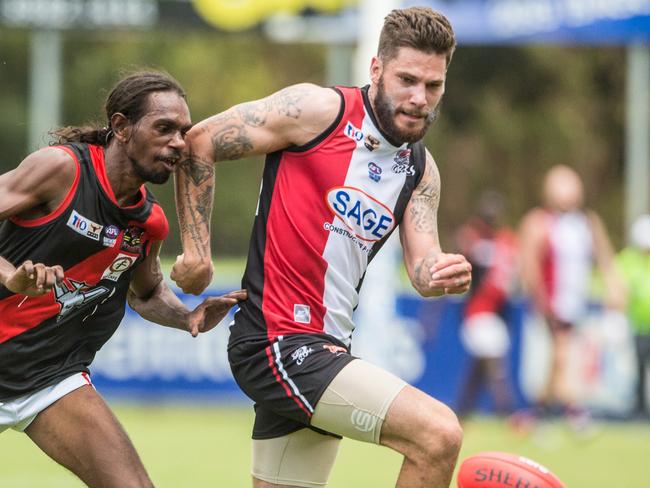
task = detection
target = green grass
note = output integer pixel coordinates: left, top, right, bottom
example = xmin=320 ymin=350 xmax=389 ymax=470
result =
xmin=1 ymin=405 xmax=648 ymax=487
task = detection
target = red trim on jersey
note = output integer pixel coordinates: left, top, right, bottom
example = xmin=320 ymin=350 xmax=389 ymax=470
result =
xmin=88 ymin=145 xmax=146 ymax=209
xmin=81 ymin=372 xmax=92 ymax=385
xmin=143 ymin=203 xmax=169 ymax=242
xmin=261 ymin=87 xmax=364 ymax=340
xmin=265 ymin=345 xmax=312 ymax=418
xmin=9 ymin=146 xmax=81 ymax=227
xmin=0 ymin=238 xmax=129 ymax=344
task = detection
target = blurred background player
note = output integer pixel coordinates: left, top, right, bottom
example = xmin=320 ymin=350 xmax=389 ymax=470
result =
xmin=455 ymin=190 xmax=518 ymax=418
xmin=518 ymin=164 xmax=625 ymax=425
xmin=617 ymin=214 xmax=650 ymax=419
xmin=174 ymin=7 xmax=472 ymax=488
xmin=0 ymin=71 xmax=245 ymax=487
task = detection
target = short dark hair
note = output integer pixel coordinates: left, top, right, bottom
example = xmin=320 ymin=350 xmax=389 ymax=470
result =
xmin=377 ymin=7 xmax=456 ymax=67
xmin=51 ymin=70 xmax=186 ymax=146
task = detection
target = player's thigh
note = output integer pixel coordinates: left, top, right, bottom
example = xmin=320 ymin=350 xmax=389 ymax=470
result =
xmin=310 ymin=358 xmax=406 ymax=444
xmin=252 ymin=428 xmax=340 ymax=488
xmin=311 ymin=359 xmax=461 ymax=455
xmin=25 ymin=385 xmax=151 ymax=486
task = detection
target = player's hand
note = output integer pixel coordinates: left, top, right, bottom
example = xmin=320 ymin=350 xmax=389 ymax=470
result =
xmin=187 ymin=289 xmax=247 ymax=337
xmin=170 ymin=253 xmax=214 ymax=295
xmin=4 ymin=260 xmax=64 ymax=296
xmin=428 ymin=253 xmax=472 ymax=295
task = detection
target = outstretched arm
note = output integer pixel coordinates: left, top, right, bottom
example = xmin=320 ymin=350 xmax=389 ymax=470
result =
xmin=172 ymin=83 xmax=340 ymax=294
xmin=129 ymin=241 xmax=246 ymax=336
xmin=400 ymin=150 xmax=472 ymax=297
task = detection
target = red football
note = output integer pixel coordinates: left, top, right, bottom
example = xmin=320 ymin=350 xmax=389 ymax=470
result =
xmin=457 ymin=451 xmax=566 ymax=488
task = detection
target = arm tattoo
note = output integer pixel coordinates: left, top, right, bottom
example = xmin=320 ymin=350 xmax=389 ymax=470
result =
xmin=177 ymin=157 xmax=214 ymax=259
xmin=269 ymin=89 xmax=304 ymax=119
xmin=209 ymin=114 xmax=253 ymax=161
xmin=409 ymin=161 xmax=440 ymax=234
xmin=413 ymin=251 xmax=440 ymax=293
xmin=236 ymin=101 xmax=270 ymax=127
xmin=179 ymin=156 xmax=214 ymax=187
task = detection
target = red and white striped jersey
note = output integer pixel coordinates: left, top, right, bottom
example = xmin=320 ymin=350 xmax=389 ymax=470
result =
xmin=232 ymin=86 xmax=426 ymax=347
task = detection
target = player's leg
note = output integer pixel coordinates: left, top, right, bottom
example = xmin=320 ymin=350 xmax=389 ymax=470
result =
xmin=311 ymin=359 xmax=462 ymax=488
xmin=252 ymin=428 xmax=340 ymax=488
xmin=25 ymin=384 xmax=153 ymax=488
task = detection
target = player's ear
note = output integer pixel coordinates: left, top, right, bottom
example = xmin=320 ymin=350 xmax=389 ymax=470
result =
xmin=370 ymin=56 xmax=383 ymax=85
xmin=110 ymin=112 xmax=132 ymax=143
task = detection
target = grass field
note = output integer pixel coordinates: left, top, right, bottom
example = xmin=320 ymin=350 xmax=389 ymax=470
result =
xmin=1 ymin=403 xmax=648 ymax=487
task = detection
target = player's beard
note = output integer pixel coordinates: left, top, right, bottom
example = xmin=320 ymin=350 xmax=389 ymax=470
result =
xmin=130 ymin=156 xmax=172 ymax=185
xmin=373 ymin=77 xmax=440 ymax=144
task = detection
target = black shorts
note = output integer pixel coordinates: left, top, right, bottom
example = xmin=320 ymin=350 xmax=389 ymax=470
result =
xmin=228 ymin=333 xmax=356 ymax=439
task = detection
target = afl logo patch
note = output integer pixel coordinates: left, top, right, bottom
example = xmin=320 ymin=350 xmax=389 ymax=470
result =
xmin=326 ymin=187 xmax=395 ymax=242
xmin=367 ymin=162 xmax=382 ymax=182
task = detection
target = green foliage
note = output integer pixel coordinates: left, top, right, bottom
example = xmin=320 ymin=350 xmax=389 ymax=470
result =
xmin=0 ymin=29 xmax=627 ymax=255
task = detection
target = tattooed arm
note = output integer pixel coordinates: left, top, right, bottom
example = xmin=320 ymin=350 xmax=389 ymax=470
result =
xmin=399 ymin=150 xmax=472 ymax=297
xmin=172 ymin=83 xmax=341 ymax=294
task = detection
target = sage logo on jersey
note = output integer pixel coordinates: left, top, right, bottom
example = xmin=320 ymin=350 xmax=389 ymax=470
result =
xmin=391 ymin=148 xmax=415 ymax=176
xmin=344 ymin=121 xmax=363 ymax=142
xmin=326 ymin=187 xmax=395 ymax=242
xmin=67 ymin=210 xmax=102 ymax=241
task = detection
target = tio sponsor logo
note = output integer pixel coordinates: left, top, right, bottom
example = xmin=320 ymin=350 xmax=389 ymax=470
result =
xmin=66 ymin=210 xmax=102 ymax=241
xmin=344 ymin=121 xmax=364 ymax=142
xmin=326 ymin=187 xmax=395 ymax=242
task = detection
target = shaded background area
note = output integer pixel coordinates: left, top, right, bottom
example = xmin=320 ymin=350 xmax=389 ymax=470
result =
xmin=0 ymin=1 xmax=636 ymax=256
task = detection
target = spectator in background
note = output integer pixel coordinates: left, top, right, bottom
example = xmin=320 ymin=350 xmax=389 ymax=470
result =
xmin=455 ymin=190 xmax=518 ymax=418
xmin=617 ymin=214 xmax=650 ymax=418
xmin=518 ymin=165 xmax=625 ymax=425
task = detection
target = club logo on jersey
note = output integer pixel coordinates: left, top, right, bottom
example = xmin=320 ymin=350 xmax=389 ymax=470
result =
xmin=367 ymin=162 xmax=382 ymax=182
xmin=101 ymin=253 xmax=138 ymax=282
xmin=291 ymin=345 xmax=313 ymax=366
xmin=121 ymin=226 xmax=144 ymax=254
xmin=294 ymin=304 xmax=311 ymax=324
xmin=364 ymin=133 xmax=380 ymax=151
xmin=67 ymin=210 xmax=103 ymax=241
xmin=344 ymin=121 xmax=364 ymax=142
xmin=54 ymin=278 xmax=111 ymax=322
xmin=391 ymin=149 xmax=415 ymax=176
xmin=326 ymin=187 xmax=395 ymax=242
xmin=102 ymin=225 xmax=120 ymax=247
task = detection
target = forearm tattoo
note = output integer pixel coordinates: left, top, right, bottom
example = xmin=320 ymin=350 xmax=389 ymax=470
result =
xmin=409 ymin=161 xmax=440 ymax=234
xmin=177 ymin=157 xmax=214 ymax=259
xmin=413 ymin=252 xmax=438 ymax=291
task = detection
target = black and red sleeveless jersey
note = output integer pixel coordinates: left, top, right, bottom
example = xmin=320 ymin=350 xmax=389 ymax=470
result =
xmin=231 ymin=86 xmax=426 ymax=349
xmin=0 ymin=143 xmax=168 ymax=400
